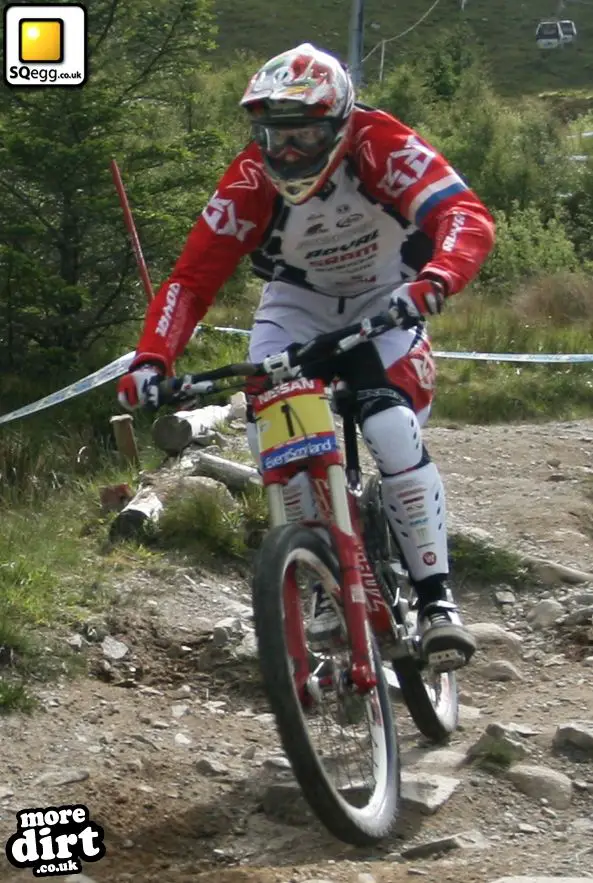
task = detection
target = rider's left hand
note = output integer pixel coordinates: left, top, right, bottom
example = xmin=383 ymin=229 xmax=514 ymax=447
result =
xmin=388 ymin=280 xmax=445 ymax=328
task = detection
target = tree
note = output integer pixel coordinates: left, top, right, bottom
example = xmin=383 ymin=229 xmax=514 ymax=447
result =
xmin=0 ymin=0 xmax=216 ymax=378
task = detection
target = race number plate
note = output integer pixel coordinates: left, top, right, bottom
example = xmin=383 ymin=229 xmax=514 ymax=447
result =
xmin=256 ymin=385 xmax=338 ymax=471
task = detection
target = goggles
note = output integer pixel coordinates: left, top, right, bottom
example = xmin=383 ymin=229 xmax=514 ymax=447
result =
xmin=252 ymin=120 xmax=335 ymax=158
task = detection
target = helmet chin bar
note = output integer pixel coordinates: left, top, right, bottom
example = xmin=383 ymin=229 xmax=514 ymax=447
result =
xmin=266 ymin=128 xmax=349 ymax=204
xmin=277 ymin=173 xmax=325 ymax=205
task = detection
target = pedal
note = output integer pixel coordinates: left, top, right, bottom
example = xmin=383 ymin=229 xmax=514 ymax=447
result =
xmin=427 ymin=647 xmax=467 ymax=674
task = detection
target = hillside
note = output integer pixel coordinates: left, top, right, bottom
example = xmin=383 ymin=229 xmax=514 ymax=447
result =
xmin=1 ymin=417 xmax=593 ymax=882
xmin=212 ymin=0 xmax=593 ymax=95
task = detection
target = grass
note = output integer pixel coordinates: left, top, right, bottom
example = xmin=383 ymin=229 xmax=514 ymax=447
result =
xmin=430 ymin=278 xmax=593 ymax=422
xmin=0 ymin=407 xmax=168 ymax=711
xmin=212 ymin=0 xmax=593 ymax=97
xmin=0 ymin=311 xmax=259 ymax=714
xmin=449 ymin=533 xmax=533 ymax=589
xmin=158 ymin=482 xmax=268 ymax=563
xmin=574 ymin=476 xmax=593 ymax=539
xmin=2 ymin=261 xmax=592 ymax=710
xmin=195 ymin=273 xmax=593 ymax=425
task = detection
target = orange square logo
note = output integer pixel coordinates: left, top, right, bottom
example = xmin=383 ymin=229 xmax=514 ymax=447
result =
xmin=19 ymin=18 xmax=63 ymax=63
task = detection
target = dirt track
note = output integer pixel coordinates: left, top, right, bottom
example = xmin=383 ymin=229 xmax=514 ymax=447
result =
xmin=1 ymin=419 xmax=593 ymax=882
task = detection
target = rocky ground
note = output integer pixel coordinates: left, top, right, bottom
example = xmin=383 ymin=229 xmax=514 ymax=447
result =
xmin=1 ymin=418 xmax=593 ymax=883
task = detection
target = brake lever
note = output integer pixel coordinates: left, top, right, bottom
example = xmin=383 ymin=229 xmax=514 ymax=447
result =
xmin=157 ymin=375 xmax=215 ymax=406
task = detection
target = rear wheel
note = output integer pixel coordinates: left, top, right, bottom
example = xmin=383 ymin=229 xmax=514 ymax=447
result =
xmin=252 ymin=523 xmax=400 ymax=846
xmin=360 ymin=474 xmax=459 ymax=744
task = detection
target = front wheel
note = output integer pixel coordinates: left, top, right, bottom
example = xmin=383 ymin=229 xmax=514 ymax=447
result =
xmin=252 ymin=523 xmax=400 ymax=846
xmin=360 ymin=473 xmax=459 ymax=744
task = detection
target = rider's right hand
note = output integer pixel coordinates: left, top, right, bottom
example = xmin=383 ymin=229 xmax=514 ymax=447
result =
xmin=117 ymin=364 xmax=164 ymax=411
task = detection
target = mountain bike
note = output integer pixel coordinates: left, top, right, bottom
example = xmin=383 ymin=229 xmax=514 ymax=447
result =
xmin=155 ymin=311 xmax=458 ymax=846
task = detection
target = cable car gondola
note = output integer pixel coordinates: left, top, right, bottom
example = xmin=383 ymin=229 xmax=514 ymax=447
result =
xmin=559 ymin=19 xmax=577 ymax=43
xmin=535 ymin=20 xmax=563 ymax=49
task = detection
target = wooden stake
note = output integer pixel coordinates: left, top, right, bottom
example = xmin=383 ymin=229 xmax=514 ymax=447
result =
xmin=110 ymin=414 xmax=140 ymax=468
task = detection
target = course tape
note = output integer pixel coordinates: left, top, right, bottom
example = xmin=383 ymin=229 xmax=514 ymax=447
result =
xmin=2 ymin=324 xmax=593 ymax=427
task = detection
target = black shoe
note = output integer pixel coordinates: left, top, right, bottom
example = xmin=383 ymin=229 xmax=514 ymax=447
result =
xmin=418 ymin=600 xmax=476 ymax=673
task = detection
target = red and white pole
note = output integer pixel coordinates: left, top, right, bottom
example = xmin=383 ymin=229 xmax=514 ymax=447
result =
xmin=110 ymin=158 xmax=154 ymax=304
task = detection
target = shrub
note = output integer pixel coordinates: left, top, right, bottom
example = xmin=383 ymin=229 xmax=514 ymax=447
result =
xmin=511 ymin=272 xmax=593 ymax=326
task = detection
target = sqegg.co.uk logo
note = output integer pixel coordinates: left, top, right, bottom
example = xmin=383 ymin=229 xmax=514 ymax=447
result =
xmin=3 ymin=3 xmax=87 ymax=88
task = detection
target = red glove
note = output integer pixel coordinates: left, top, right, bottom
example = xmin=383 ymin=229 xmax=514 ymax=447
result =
xmin=388 ymin=279 xmax=446 ymax=328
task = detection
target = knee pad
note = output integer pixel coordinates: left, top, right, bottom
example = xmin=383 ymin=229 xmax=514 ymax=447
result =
xmin=361 ymin=405 xmax=424 ymax=475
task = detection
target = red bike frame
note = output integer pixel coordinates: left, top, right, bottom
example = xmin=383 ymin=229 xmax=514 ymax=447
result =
xmin=253 ymin=376 xmax=395 ymax=696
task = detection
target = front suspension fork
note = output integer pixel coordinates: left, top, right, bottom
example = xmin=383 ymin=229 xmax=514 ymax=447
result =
xmin=266 ymin=467 xmax=378 ymax=696
xmin=326 ymin=465 xmax=378 ymax=694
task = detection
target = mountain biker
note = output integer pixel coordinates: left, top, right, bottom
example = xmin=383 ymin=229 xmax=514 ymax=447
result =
xmin=117 ymin=42 xmax=495 ymax=672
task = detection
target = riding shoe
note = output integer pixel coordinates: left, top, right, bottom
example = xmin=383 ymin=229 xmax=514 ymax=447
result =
xmin=418 ymin=600 xmax=476 ymax=673
xmin=307 ymin=583 xmax=342 ymax=649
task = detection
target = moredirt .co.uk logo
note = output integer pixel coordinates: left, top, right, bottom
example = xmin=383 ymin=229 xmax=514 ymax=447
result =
xmin=3 ymin=3 xmax=88 ymax=88
xmin=5 ymin=803 xmax=105 ymax=877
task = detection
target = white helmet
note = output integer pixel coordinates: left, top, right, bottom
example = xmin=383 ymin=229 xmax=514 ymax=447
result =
xmin=240 ymin=43 xmax=355 ymax=204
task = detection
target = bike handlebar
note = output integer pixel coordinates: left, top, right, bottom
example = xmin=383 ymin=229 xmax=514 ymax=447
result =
xmin=156 ymin=310 xmax=398 ymax=406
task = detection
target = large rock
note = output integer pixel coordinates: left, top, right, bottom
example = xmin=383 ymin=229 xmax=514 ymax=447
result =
xmin=495 ymin=589 xmax=516 ymax=606
xmin=467 ymin=622 xmax=522 ymax=656
xmin=164 ymin=475 xmax=238 ymax=510
xmin=563 ymin=606 xmax=593 ymax=626
xmin=467 ymin=723 xmax=529 ymax=765
xmin=506 ymin=763 xmax=572 ymax=809
xmin=526 ymin=599 xmax=565 ymax=629
xmin=553 ymin=722 xmax=593 ymax=757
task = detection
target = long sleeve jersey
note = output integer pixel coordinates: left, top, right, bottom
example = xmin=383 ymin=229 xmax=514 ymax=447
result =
xmin=132 ymin=103 xmax=495 ymax=372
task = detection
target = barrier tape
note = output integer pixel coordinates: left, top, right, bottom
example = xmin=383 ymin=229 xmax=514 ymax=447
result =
xmin=2 ymin=323 xmax=593 ymax=427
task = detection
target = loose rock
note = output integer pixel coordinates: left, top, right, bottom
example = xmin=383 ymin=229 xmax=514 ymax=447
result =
xmin=34 ymin=768 xmax=90 ymax=787
xmin=195 ymin=758 xmax=230 ymax=776
xmin=467 ymin=723 xmax=529 ymax=765
xmin=522 ymin=557 xmax=593 ymax=587
xmin=467 ymin=622 xmax=522 ymax=656
xmin=563 ymin=606 xmax=593 ymax=626
xmin=101 ymin=635 xmax=129 ymax=661
xmin=492 ymin=879 xmax=593 ymax=883
xmin=526 ymin=599 xmax=565 ymax=629
xmin=401 ymin=771 xmax=461 ymax=814
xmin=401 ymin=829 xmax=488 ymax=859
xmin=171 ymin=703 xmax=191 ymax=719
xmin=506 ymin=763 xmax=573 ymax=809
xmin=477 ymin=660 xmax=523 ymax=681
xmin=553 ymin=722 xmax=593 ymax=757
xmin=414 ymin=748 xmax=466 ymax=771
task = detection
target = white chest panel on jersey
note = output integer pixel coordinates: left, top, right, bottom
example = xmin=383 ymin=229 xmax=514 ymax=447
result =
xmin=254 ymin=165 xmax=430 ymax=294
xmin=251 ymin=164 xmax=433 ymax=337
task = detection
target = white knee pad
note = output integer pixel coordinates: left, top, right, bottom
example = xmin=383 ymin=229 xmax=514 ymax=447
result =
xmin=362 ymin=405 xmax=423 ymax=475
xmin=381 ymin=461 xmax=449 ymax=582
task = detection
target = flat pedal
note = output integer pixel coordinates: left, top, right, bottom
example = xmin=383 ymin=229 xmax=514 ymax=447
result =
xmin=427 ymin=647 xmax=467 ymax=674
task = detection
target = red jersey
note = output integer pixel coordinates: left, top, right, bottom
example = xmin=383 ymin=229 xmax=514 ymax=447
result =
xmin=133 ymin=104 xmax=495 ymax=372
